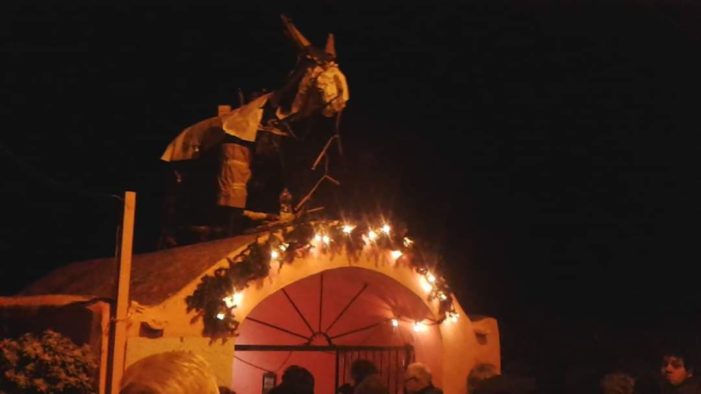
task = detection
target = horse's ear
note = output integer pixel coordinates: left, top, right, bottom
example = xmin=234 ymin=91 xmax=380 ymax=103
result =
xmin=324 ymin=33 xmax=336 ymax=59
xmin=281 ymin=14 xmax=311 ymax=51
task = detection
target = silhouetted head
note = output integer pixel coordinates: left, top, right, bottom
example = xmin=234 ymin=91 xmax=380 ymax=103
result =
xmin=351 ymin=359 xmax=379 ymax=384
xmin=467 ymin=363 xmax=499 ymax=392
xmin=600 ymin=371 xmax=635 ymax=394
xmin=280 ymin=365 xmax=314 ymax=394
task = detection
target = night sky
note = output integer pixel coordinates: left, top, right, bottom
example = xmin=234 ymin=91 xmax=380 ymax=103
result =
xmin=2 ymin=0 xmax=701 ymax=389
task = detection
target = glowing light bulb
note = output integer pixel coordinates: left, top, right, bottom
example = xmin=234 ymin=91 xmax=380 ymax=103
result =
xmin=279 ymin=243 xmax=289 ymax=252
xmin=322 ymin=235 xmax=331 ymax=245
xmin=390 ymin=250 xmax=403 ymax=260
xmin=421 ymin=280 xmax=433 ymax=293
xmin=403 ymin=237 xmax=414 ymax=247
xmin=314 ymin=234 xmax=322 ymax=243
xmin=381 ymin=224 xmax=391 ymax=235
xmin=413 ymin=321 xmax=427 ymax=332
xmin=271 ymin=250 xmax=280 ymax=260
xmin=233 ymin=292 xmax=244 ymax=306
xmin=367 ymin=230 xmax=378 ymax=241
xmin=391 ymin=319 xmax=399 ymax=328
xmin=216 ymin=313 xmax=226 ymax=320
xmin=449 ymin=312 xmax=459 ymax=323
xmin=342 ymin=224 xmax=355 ymax=234
xmin=426 ymin=272 xmax=436 ymax=284
xmin=223 ymin=292 xmax=243 ymax=308
xmin=438 ymin=292 xmax=448 ymax=301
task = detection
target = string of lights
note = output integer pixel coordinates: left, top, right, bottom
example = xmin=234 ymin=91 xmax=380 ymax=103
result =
xmin=186 ymin=218 xmax=460 ymax=341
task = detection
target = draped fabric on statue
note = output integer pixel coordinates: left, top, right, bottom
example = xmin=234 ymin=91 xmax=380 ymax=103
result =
xmin=161 ymin=93 xmax=273 ymax=163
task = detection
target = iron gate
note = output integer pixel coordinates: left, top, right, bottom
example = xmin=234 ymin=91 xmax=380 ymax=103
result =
xmin=235 ymin=272 xmax=418 ymax=393
xmin=235 ymin=344 xmax=414 ymax=393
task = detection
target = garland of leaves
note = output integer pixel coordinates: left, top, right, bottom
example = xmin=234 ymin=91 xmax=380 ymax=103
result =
xmin=186 ymin=218 xmax=459 ymax=341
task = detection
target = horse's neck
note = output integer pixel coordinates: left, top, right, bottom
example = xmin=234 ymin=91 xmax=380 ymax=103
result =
xmin=271 ymin=61 xmax=310 ymax=109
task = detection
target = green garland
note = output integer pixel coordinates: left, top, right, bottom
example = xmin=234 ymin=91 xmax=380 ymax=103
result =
xmin=186 ymin=218 xmax=458 ymax=341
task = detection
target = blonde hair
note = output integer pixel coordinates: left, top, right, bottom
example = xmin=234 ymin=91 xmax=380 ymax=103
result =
xmin=600 ymin=372 xmax=635 ymax=394
xmin=120 ymin=351 xmax=219 ymax=394
xmin=406 ymin=362 xmax=433 ymax=387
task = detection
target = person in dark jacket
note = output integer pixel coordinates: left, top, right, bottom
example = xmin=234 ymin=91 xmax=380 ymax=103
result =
xmin=403 ymin=362 xmax=442 ymax=394
xmin=337 ymin=383 xmax=354 ymax=394
xmin=268 ymin=365 xmax=315 ymax=394
xmin=351 ymin=359 xmax=389 ymax=394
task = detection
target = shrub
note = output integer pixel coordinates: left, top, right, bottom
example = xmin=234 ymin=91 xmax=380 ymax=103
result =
xmin=0 ymin=329 xmax=96 ymax=393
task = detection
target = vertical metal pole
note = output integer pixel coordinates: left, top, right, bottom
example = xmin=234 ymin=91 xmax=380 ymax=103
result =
xmin=318 ymin=273 xmax=324 ymax=332
xmin=108 ymin=191 xmax=136 ymax=394
xmin=334 ymin=349 xmax=340 ymax=393
xmin=394 ymin=349 xmax=399 ymax=393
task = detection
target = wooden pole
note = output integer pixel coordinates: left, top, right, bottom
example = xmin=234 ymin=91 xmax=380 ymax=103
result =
xmin=108 ymin=191 xmax=136 ymax=394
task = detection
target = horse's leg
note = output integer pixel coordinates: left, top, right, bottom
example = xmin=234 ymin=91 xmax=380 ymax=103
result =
xmin=156 ymin=166 xmax=183 ymax=249
xmin=216 ymin=141 xmax=252 ymax=236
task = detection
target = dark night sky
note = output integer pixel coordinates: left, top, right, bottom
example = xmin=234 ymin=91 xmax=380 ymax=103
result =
xmin=2 ymin=0 xmax=701 ymax=386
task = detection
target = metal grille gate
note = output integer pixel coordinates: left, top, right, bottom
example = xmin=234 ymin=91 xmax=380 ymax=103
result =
xmin=235 ymin=344 xmax=414 ymax=394
xmin=235 ymin=272 xmax=416 ymax=393
xmin=336 ymin=345 xmax=415 ymax=394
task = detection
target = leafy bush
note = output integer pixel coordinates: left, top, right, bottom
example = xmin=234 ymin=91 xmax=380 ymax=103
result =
xmin=0 ymin=329 xmax=96 ymax=394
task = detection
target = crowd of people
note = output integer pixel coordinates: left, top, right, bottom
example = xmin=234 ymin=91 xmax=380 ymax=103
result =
xmin=117 ymin=347 xmax=701 ymax=393
xmin=261 ymin=359 xmax=444 ymax=394
xmin=118 ymin=353 xmax=442 ymax=394
xmin=595 ymin=348 xmax=701 ymax=394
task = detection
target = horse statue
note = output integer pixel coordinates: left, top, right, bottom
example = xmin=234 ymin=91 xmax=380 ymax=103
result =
xmin=158 ymin=15 xmax=349 ymax=247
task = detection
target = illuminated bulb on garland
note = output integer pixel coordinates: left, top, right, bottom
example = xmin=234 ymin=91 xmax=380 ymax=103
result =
xmin=421 ymin=281 xmax=433 ymax=293
xmin=413 ymin=321 xmax=427 ymax=332
xmin=448 ymin=312 xmax=459 ymax=323
xmin=403 ymin=237 xmax=414 ymax=247
xmin=367 ymin=230 xmax=378 ymax=241
xmin=390 ymin=250 xmax=403 ymax=260
xmin=279 ymin=243 xmax=289 ymax=252
xmin=322 ymin=235 xmax=331 ymax=245
xmin=342 ymin=224 xmax=355 ymax=234
xmin=216 ymin=313 xmax=226 ymax=320
xmin=233 ymin=292 xmax=244 ymax=306
xmin=223 ymin=292 xmax=244 ymax=308
xmin=314 ymin=234 xmax=322 ymax=243
xmin=271 ymin=250 xmax=280 ymax=260
xmin=391 ymin=318 xmax=399 ymax=328
xmin=426 ymin=272 xmax=436 ymax=284
xmin=381 ymin=224 xmax=391 ymax=235
xmin=438 ymin=292 xmax=448 ymax=301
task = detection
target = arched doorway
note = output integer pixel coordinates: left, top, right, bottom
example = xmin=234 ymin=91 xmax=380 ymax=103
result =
xmin=232 ymin=267 xmax=443 ymax=394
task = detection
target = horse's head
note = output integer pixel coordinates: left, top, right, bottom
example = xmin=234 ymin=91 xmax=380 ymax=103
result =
xmin=272 ymin=15 xmax=349 ymax=122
